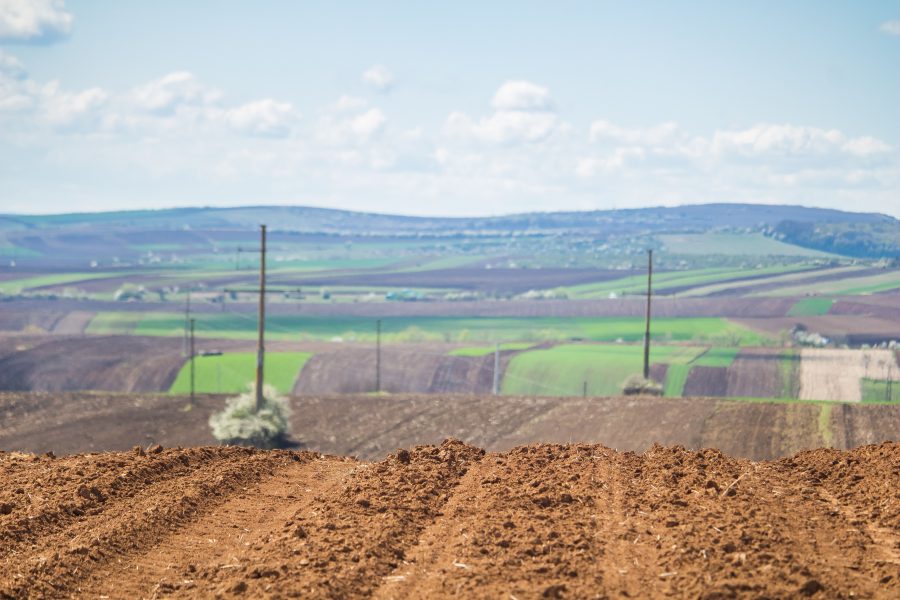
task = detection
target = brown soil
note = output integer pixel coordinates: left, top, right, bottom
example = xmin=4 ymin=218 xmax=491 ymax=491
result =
xmin=0 ymin=441 xmax=896 ymax=599
xmin=0 ymin=335 xmax=187 ymax=392
xmin=736 ymin=315 xmax=900 ymax=345
xmin=294 ymin=346 xmax=522 ymax=395
xmin=683 ymin=366 xmax=729 ymax=397
xmin=0 ymin=334 xmax=348 ymax=393
xmin=725 ymin=348 xmax=786 ymax=398
xmin=2 ymin=392 xmax=898 ymax=461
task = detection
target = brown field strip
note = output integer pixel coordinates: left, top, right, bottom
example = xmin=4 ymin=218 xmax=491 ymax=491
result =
xmin=0 ymin=441 xmax=897 ymax=599
xmin=3 ymin=392 xmax=899 ymax=462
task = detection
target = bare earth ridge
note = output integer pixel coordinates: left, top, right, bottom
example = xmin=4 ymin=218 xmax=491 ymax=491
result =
xmin=1 ymin=441 xmax=897 ymax=599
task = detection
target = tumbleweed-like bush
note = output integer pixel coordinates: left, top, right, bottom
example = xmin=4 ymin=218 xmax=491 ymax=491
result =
xmin=209 ymin=384 xmax=292 ymax=448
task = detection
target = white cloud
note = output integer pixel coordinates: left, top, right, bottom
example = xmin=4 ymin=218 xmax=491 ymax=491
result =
xmin=0 ymin=49 xmax=25 ymax=79
xmin=491 ymin=80 xmax=553 ymax=112
xmin=131 ymin=71 xmax=222 ymax=114
xmin=589 ymin=120 xmax=679 ymax=146
xmin=710 ymin=123 xmax=891 ymax=158
xmin=1 ymin=62 xmax=897 ymax=218
xmin=362 ymin=64 xmax=394 ymax=91
xmin=226 ymin=99 xmax=295 ymax=138
xmin=445 ymin=81 xmax=562 ymax=144
xmin=39 ymin=81 xmax=107 ymax=127
xmin=333 ymin=94 xmax=367 ymax=112
xmin=0 ymin=0 xmax=72 ymax=42
xmin=445 ymin=110 xmax=560 ymax=144
xmin=842 ymin=136 xmax=893 ymax=157
xmin=879 ymin=20 xmax=900 ymax=36
xmin=349 ymin=107 xmax=386 ymax=138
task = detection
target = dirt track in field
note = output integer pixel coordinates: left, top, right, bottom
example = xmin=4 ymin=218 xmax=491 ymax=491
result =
xmin=0 ymin=441 xmax=897 ymax=599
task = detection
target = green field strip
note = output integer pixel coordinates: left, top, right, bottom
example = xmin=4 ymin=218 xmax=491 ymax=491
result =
xmin=859 ymin=378 xmax=900 ymax=403
xmin=677 ymin=265 xmax=850 ymax=298
xmin=169 ymin=351 xmax=311 ymax=395
xmin=555 ymin=268 xmax=735 ymax=299
xmin=787 ymin=298 xmax=834 ymax=316
xmin=84 ymin=312 xmax=144 ymax=334
xmin=691 ymin=347 xmax=740 ymax=367
xmin=0 ymin=242 xmax=40 ymax=257
xmin=557 ymin=265 xmax=816 ymax=300
xmin=0 ymin=272 xmax=127 ymax=294
xmin=501 ymin=343 xmax=705 ymax=397
xmin=449 ymin=342 xmax=535 ymax=357
xmin=99 ymin=312 xmax=770 ymax=345
xmin=755 ymin=270 xmax=900 ymax=297
xmin=663 ymin=364 xmax=691 ymax=397
xmin=778 ymin=350 xmax=801 ymax=398
xmin=658 ymin=233 xmax=838 ymax=257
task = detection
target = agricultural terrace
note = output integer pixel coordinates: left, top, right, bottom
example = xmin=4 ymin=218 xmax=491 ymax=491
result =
xmin=169 ymin=352 xmax=311 ymax=395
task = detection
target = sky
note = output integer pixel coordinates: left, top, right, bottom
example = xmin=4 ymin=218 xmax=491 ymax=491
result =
xmin=0 ymin=0 xmax=898 ymax=217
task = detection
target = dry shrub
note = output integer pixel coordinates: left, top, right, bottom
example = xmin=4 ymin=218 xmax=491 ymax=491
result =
xmin=209 ymin=384 xmax=292 ymax=449
xmin=622 ymin=374 xmax=663 ymax=396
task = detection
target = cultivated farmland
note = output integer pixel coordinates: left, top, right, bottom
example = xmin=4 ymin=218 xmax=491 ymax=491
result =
xmin=0 ymin=440 xmax=897 ymax=599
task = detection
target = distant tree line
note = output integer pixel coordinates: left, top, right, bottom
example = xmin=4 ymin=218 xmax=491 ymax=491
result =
xmin=772 ymin=220 xmax=900 ymax=259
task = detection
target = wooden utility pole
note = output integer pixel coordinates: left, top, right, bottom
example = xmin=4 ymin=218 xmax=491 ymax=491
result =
xmin=492 ymin=343 xmax=500 ymax=395
xmin=183 ymin=291 xmax=191 ymax=357
xmin=254 ymin=225 xmax=267 ymax=412
xmin=375 ymin=319 xmax=382 ymax=393
xmin=643 ymin=249 xmax=653 ymax=380
xmin=189 ymin=318 xmax=196 ymax=405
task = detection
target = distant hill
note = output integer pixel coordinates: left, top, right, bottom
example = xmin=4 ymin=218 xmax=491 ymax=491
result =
xmin=1 ymin=202 xmax=894 ymax=233
xmin=1 ymin=202 xmax=898 ymax=260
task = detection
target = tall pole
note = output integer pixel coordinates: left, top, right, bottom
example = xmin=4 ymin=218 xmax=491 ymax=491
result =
xmin=183 ymin=290 xmax=191 ymax=357
xmin=492 ymin=342 xmax=500 ymax=395
xmin=255 ymin=225 xmax=267 ymax=412
xmin=375 ymin=319 xmax=382 ymax=393
xmin=189 ymin=318 xmax=196 ymax=405
xmin=643 ymin=249 xmax=653 ymax=380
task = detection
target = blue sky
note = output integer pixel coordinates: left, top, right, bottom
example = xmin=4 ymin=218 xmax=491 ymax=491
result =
xmin=1 ymin=0 xmax=898 ymax=216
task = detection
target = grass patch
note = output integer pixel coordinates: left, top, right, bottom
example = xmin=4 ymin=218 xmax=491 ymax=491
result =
xmin=787 ymin=298 xmax=834 ymax=316
xmin=449 ymin=342 xmax=534 ymax=357
xmin=778 ymin=350 xmax=801 ymax=398
xmin=758 ymin=269 xmax=900 ymax=296
xmin=86 ymin=312 xmax=143 ymax=334
xmin=169 ymin=352 xmax=311 ymax=395
xmin=502 ymin=344 xmax=704 ymax=397
xmin=0 ymin=272 xmax=123 ymax=294
xmin=693 ymin=347 xmax=740 ymax=367
xmin=860 ymin=378 xmax=900 ymax=403
xmin=658 ymin=233 xmax=836 ymax=257
xmin=101 ymin=313 xmax=770 ymax=345
xmin=663 ymin=364 xmax=691 ymax=397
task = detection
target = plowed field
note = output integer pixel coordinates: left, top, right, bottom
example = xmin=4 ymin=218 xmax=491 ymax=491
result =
xmin=1 ymin=441 xmax=897 ymax=599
